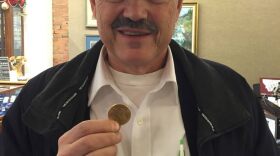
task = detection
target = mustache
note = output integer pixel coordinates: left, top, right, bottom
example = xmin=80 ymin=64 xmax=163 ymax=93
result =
xmin=111 ymin=16 xmax=158 ymax=33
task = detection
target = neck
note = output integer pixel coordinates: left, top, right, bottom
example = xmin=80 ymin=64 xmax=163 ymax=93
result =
xmin=105 ymin=50 xmax=168 ymax=75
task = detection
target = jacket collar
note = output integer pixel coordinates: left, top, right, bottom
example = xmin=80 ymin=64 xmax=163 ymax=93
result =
xmin=169 ymin=41 xmax=251 ymax=143
xmin=22 ymin=41 xmax=103 ymax=134
xmin=23 ymin=40 xmax=251 ymax=140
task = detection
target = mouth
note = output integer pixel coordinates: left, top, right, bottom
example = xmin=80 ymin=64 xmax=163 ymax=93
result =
xmin=116 ymin=27 xmax=153 ymax=37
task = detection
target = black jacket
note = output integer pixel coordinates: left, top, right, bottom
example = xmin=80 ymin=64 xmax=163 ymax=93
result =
xmin=3 ymin=40 xmax=279 ymax=156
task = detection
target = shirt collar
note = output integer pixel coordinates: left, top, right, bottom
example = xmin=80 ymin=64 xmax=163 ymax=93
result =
xmin=88 ymin=46 xmax=114 ymax=106
xmin=160 ymin=46 xmax=177 ymax=86
xmin=88 ymin=46 xmax=177 ymax=106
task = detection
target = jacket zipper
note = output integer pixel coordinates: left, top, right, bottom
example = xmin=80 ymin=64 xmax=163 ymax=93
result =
xmin=56 ymin=77 xmax=89 ymax=119
xmin=197 ymin=107 xmax=215 ymax=132
xmin=197 ymin=106 xmax=226 ymax=156
xmin=197 ymin=106 xmax=251 ymax=156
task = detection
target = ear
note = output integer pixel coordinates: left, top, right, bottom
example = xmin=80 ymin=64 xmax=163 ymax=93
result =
xmin=89 ymin=0 xmax=97 ymax=18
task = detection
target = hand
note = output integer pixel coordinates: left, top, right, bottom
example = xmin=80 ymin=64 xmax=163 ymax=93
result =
xmin=57 ymin=119 xmax=121 ymax=156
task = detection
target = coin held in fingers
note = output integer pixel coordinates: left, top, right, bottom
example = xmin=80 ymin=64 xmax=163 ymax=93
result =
xmin=108 ymin=104 xmax=131 ymax=126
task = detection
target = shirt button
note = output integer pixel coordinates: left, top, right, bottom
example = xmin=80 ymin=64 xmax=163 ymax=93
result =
xmin=137 ymin=118 xmax=144 ymax=126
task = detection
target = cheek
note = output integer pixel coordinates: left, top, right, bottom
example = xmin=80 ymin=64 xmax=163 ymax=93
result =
xmin=156 ymin=8 xmax=178 ymax=38
xmin=167 ymin=7 xmax=179 ymax=30
xmin=96 ymin=9 xmax=116 ymax=41
xmin=95 ymin=2 xmax=116 ymax=30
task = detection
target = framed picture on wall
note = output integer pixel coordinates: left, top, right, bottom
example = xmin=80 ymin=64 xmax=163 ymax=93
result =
xmin=260 ymin=77 xmax=280 ymax=106
xmin=86 ymin=0 xmax=97 ymax=27
xmin=85 ymin=35 xmax=100 ymax=50
xmin=260 ymin=78 xmax=280 ymax=96
xmin=172 ymin=2 xmax=198 ymax=54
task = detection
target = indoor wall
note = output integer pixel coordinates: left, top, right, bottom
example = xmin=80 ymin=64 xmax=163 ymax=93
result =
xmin=68 ymin=0 xmax=280 ymax=86
xmin=68 ymin=0 xmax=98 ymax=58
xmin=24 ymin=0 xmax=53 ymax=78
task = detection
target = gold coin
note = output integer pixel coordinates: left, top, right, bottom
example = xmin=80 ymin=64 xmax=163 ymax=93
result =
xmin=108 ymin=104 xmax=131 ymax=126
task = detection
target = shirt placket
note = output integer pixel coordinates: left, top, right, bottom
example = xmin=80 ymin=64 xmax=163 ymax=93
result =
xmin=131 ymin=100 xmax=151 ymax=156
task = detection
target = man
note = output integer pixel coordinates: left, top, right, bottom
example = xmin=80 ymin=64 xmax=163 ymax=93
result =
xmin=2 ymin=0 xmax=279 ymax=155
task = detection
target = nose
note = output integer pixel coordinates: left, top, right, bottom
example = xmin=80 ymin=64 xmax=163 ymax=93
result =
xmin=122 ymin=0 xmax=148 ymax=21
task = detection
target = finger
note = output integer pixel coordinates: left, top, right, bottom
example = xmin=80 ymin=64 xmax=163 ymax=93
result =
xmin=59 ymin=119 xmax=119 ymax=144
xmin=85 ymin=145 xmax=118 ymax=156
xmin=69 ymin=132 xmax=121 ymax=156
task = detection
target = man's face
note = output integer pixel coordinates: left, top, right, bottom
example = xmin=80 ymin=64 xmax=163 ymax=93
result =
xmin=90 ymin=0 xmax=182 ymax=74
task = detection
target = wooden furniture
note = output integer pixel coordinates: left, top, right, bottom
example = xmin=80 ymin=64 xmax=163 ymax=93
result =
xmin=0 ymin=82 xmax=25 ymax=132
xmin=0 ymin=80 xmax=27 ymax=85
xmin=0 ymin=116 xmax=2 ymax=133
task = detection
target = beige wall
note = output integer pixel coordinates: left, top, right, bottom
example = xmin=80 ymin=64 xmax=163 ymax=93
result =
xmin=68 ymin=0 xmax=98 ymax=58
xmin=69 ymin=0 xmax=280 ymax=86
xmin=187 ymin=0 xmax=280 ymax=86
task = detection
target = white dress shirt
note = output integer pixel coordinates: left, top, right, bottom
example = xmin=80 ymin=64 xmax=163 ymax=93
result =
xmin=88 ymin=47 xmax=190 ymax=156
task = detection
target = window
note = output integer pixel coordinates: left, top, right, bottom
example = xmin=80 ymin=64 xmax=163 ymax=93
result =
xmin=0 ymin=5 xmax=24 ymax=57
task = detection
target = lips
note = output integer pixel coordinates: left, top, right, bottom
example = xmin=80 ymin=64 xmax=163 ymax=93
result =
xmin=121 ymin=31 xmax=150 ymax=36
xmin=117 ymin=28 xmax=152 ymax=36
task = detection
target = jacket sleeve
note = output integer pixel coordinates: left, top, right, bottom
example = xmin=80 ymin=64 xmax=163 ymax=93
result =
xmin=2 ymin=65 xmax=64 ymax=156
xmin=253 ymin=96 xmax=280 ymax=156
xmin=211 ymin=60 xmax=280 ymax=155
xmin=2 ymin=89 xmax=33 ymax=156
xmin=239 ymin=78 xmax=280 ymax=155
